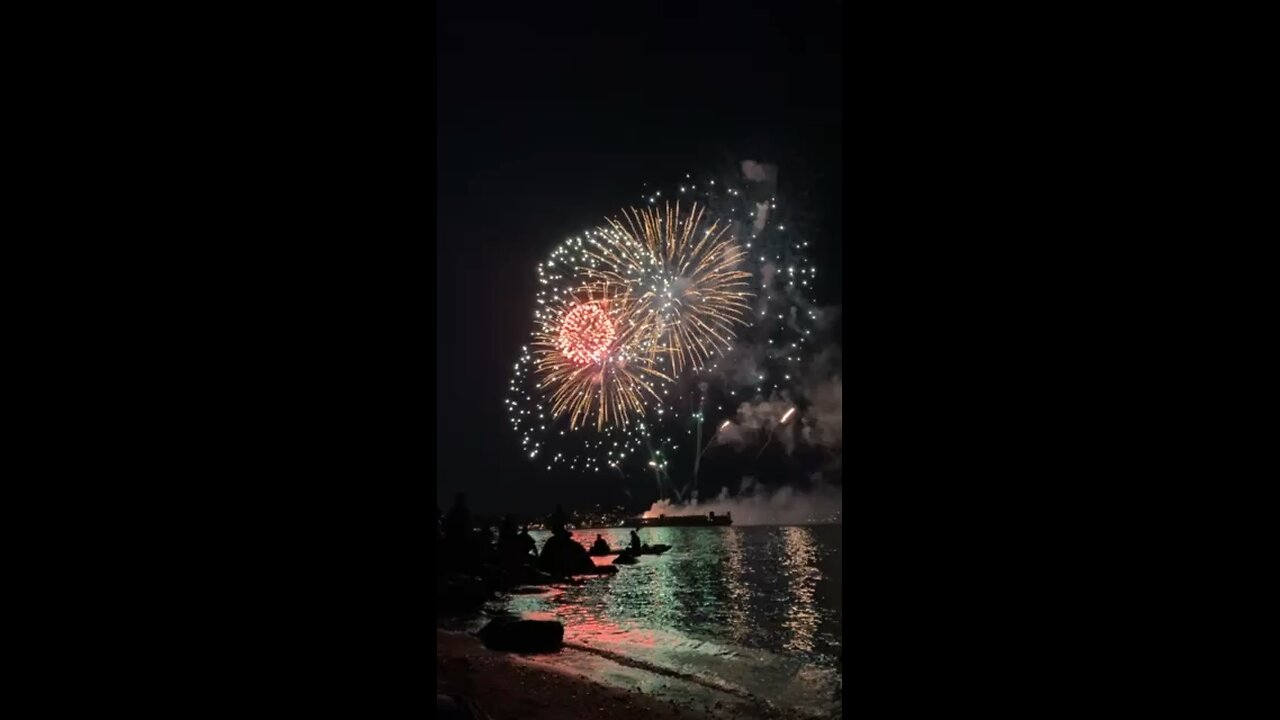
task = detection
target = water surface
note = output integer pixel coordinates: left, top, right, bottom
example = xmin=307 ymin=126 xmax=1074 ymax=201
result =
xmin=507 ymin=525 xmax=842 ymax=716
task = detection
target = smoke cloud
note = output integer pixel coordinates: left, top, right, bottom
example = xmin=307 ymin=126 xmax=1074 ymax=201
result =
xmin=714 ymin=359 xmax=842 ymax=459
xmin=753 ymin=201 xmax=771 ymax=233
xmin=741 ymin=160 xmax=777 ymax=183
xmin=716 ymin=395 xmax=797 ymax=452
xmin=801 ymin=377 xmax=842 ymax=461
xmin=643 ymin=475 xmax=841 ymax=525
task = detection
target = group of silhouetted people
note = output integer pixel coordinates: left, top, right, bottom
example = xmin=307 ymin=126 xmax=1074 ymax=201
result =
xmin=438 ymin=494 xmax=538 ymax=571
xmin=437 ymin=495 xmax=648 ymax=571
xmin=594 ymin=529 xmax=641 ymax=553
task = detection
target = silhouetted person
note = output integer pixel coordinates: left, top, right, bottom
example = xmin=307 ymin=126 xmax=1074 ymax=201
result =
xmin=496 ymin=515 xmax=524 ymax=566
xmin=629 ymin=529 xmax=641 ymax=552
xmin=444 ymin=493 xmax=470 ymax=546
xmin=467 ymin=522 xmax=494 ymax=566
xmin=499 ymin=515 xmax=517 ymax=545
xmin=519 ymin=526 xmax=536 ymax=557
xmin=591 ymin=534 xmax=610 ymax=554
xmin=549 ymin=504 xmax=569 ymax=536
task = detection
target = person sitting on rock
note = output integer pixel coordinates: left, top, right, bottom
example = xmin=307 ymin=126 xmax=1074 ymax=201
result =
xmin=494 ymin=515 xmax=524 ymax=566
xmin=518 ymin=525 xmax=537 ymax=557
xmin=549 ymin=504 xmax=569 ymax=536
xmin=629 ymin=528 xmax=641 ymax=552
xmin=591 ymin=534 xmax=610 ymax=554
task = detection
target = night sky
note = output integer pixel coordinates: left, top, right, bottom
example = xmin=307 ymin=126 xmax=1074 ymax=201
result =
xmin=436 ymin=3 xmax=842 ymax=515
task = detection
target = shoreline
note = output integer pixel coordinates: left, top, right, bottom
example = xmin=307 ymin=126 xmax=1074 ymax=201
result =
xmin=437 ymin=523 xmax=841 ymax=718
xmin=527 ymin=522 xmax=843 ymax=533
xmin=437 ymin=630 xmax=740 ymax=719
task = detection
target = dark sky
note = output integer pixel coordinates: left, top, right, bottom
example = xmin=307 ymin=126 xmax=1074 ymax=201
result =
xmin=437 ymin=2 xmax=842 ymax=515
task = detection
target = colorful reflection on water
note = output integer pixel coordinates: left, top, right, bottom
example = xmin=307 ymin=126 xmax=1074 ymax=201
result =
xmin=507 ymin=525 xmax=842 ymax=714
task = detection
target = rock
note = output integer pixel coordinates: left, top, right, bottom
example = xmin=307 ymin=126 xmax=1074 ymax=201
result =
xmin=437 ymin=574 xmax=490 ymax=613
xmin=437 ymin=694 xmax=488 ymax=720
xmin=521 ymin=566 xmax=555 ymax=584
xmin=437 ymin=695 xmax=461 ymax=718
xmin=477 ymin=617 xmax=564 ymax=653
xmin=537 ymin=533 xmax=602 ymax=576
xmin=500 ymin=562 xmax=551 ymax=586
xmin=476 ymin=564 xmax=510 ymax=593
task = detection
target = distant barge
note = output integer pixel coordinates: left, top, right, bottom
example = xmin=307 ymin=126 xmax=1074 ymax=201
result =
xmin=630 ymin=512 xmax=732 ymax=527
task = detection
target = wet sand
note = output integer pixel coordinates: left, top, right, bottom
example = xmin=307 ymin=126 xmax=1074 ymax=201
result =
xmin=437 ymin=630 xmax=742 ymax=720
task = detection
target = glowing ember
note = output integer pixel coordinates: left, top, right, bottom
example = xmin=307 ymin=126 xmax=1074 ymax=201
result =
xmin=780 ymin=407 xmax=796 ymax=424
xmin=556 ymin=303 xmax=616 ymax=365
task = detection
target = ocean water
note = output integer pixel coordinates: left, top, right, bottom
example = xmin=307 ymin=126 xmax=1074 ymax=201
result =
xmin=504 ymin=525 xmax=842 ymax=717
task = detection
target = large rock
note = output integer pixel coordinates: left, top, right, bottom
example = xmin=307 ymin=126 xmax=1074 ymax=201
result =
xmin=537 ymin=533 xmax=599 ymax=576
xmin=436 ymin=574 xmax=490 ymax=613
xmin=475 ymin=564 xmax=511 ymax=592
xmin=437 ymin=695 xmax=489 ymax=720
xmin=477 ymin=617 xmax=564 ymax=653
xmin=509 ymin=563 xmax=553 ymax=586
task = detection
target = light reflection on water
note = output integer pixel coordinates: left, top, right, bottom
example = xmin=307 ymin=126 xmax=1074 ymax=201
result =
xmin=724 ymin=527 xmax=751 ymax=645
xmin=509 ymin=525 xmax=842 ymax=713
xmin=781 ymin=527 xmax=820 ymax=654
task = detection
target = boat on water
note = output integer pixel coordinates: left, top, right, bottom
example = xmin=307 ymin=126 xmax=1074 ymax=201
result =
xmin=630 ymin=512 xmax=732 ymax=528
xmin=588 ymin=543 xmax=672 ymax=557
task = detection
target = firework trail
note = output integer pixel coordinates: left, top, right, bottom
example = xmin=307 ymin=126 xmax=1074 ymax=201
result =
xmin=755 ymin=406 xmax=797 ymax=460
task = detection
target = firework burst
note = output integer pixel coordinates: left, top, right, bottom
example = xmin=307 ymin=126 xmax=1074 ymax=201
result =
xmin=581 ymin=201 xmax=755 ymax=376
xmin=530 ymin=283 xmax=670 ymax=431
xmin=508 ymin=164 xmax=824 ymax=491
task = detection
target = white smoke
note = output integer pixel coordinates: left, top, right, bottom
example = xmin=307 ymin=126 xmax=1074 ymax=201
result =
xmin=643 ymin=475 xmax=841 ymax=525
xmin=741 ymin=160 xmax=777 ymax=183
xmin=714 ymin=368 xmax=842 ymax=458
xmin=800 ymin=377 xmax=843 ymax=468
xmin=716 ymin=395 xmax=798 ymax=453
xmin=754 ymin=201 xmax=771 ymax=233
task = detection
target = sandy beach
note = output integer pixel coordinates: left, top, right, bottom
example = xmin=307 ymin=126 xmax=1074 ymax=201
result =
xmin=437 ymin=630 xmax=747 ymax=720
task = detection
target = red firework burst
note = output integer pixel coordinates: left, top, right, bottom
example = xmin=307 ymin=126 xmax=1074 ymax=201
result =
xmin=556 ymin=303 xmax=615 ymax=364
